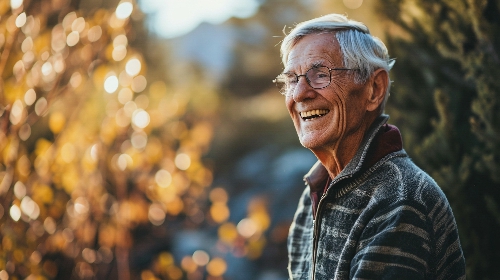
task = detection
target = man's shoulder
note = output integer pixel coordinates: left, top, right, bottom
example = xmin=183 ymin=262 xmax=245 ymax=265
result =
xmin=365 ymin=152 xmax=450 ymax=210
xmin=376 ymin=151 xmax=439 ymax=186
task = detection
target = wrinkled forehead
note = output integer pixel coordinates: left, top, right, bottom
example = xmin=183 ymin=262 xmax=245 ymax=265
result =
xmin=284 ymin=33 xmax=342 ymax=70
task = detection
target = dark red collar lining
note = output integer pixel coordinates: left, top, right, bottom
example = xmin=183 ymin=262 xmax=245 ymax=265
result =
xmin=309 ymin=123 xmax=403 ymax=216
xmin=363 ymin=124 xmax=403 ymax=171
xmin=321 ymin=124 xmax=403 ymax=194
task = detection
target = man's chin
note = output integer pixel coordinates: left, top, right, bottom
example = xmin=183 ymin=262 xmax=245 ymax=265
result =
xmin=299 ymin=137 xmax=321 ymax=150
xmin=299 ymin=133 xmax=339 ymax=152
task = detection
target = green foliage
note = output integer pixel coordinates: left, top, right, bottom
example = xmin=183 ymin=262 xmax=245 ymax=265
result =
xmin=378 ymin=0 xmax=500 ymax=278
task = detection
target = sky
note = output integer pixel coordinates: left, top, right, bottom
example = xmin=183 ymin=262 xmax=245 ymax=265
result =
xmin=139 ymin=0 xmax=260 ymax=38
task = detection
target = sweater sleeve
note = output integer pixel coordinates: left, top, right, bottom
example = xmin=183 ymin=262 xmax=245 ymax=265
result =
xmin=349 ymin=196 xmax=465 ymax=279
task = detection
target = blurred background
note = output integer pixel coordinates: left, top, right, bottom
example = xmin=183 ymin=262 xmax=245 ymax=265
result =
xmin=0 ymin=0 xmax=499 ymax=279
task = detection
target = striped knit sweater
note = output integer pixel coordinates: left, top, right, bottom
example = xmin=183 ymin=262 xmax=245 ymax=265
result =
xmin=287 ymin=115 xmax=465 ymax=280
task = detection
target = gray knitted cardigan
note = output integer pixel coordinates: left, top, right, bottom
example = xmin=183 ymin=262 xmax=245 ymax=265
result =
xmin=287 ymin=115 xmax=465 ymax=280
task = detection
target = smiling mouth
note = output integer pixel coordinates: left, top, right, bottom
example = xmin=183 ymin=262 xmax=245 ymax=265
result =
xmin=300 ymin=109 xmax=330 ymax=121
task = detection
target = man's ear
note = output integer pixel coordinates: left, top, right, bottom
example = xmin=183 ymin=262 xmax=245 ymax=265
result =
xmin=366 ymin=68 xmax=389 ymax=112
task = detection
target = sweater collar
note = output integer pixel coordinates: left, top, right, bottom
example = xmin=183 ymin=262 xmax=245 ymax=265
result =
xmin=304 ymin=114 xmax=402 ymax=193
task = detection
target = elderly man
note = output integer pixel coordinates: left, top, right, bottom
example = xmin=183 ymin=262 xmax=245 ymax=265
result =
xmin=274 ymin=14 xmax=465 ymax=279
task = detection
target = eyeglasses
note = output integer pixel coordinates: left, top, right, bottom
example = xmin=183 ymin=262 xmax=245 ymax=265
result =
xmin=273 ymin=66 xmax=357 ymax=96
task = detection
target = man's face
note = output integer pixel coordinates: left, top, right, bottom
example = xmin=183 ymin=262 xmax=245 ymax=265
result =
xmin=285 ymin=33 xmax=370 ymax=151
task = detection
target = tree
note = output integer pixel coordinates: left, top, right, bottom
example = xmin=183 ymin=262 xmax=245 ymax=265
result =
xmin=0 ymin=0 xmax=221 ymax=279
xmin=378 ymin=0 xmax=500 ymax=278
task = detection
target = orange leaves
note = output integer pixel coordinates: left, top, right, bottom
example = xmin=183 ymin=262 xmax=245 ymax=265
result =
xmin=206 ymin=257 xmax=227 ymax=277
xmin=218 ymin=222 xmax=238 ymax=244
xmin=0 ymin=0 xmax=223 ymax=278
xmin=209 ymin=187 xmax=230 ymax=223
xmin=48 ymin=111 xmax=65 ymax=134
xmin=31 ymin=182 xmax=53 ymax=205
xmin=210 ymin=202 xmax=230 ymax=224
xmin=213 ymin=195 xmax=272 ymax=260
xmin=98 ymin=225 xmax=116 ymax=248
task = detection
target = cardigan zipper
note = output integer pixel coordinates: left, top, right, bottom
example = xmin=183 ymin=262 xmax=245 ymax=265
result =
xmin=311 ymin=191 xmax=327 ymax=280
xmin=310 ymin=175 xmax=354 ymax=280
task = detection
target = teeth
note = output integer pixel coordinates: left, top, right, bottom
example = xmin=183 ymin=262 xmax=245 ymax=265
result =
xmin=300 ymin=109 xmax=329 ymax=120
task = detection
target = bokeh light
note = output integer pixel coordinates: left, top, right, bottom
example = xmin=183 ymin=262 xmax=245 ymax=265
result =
xmin=117 ymin=153 xmax=133 ymax=170
xmin=116 ymin=1 xmax=134 ymax=19
xmin=87 ymin=25 xmax=102 ymax=42
xmin=34 ymin=97 xmax=47 ymax=116
xmin=9 ymin=100 xmax=24 ymax=125
xmin=22 ymin=35 xmax=31 ymax=51
xmin=125 ymin=58 xmax=141 ymax=76
xmin=104 ymin=74 xmax=119 ymax=93
xmin=131 ymin=75 xmax=147 ymax=92
xmin=218 ymin=223 xmax=238 ymax=244
xmin=66 ymin=30 xmax=80 ymax=46
xmin=124 ymin=101 xmax=137 ymax=116
xmin=207 ymin=257 xmax=227 ymax=277
xmin=237 ymin=218 xmax=257 ymax=238
xmin=148 ymin=203 xmax=166 ymax=225
xmin=24 ymin=89 xmax=36 ymax=105
xmin=18 ymin=123 xmax=31 ymax=140
xmin=210 ymin=202 xmax=229 ymax=223
xmin=155 ymin=169 xmax=172 ymax=188
xmin=74 ymin=197 xmax=89 ymax=215
xmin=41 ymin=61 xmax=53 ymax=76
xmin=131 ymin=131 xmax=147 ymax=149
xmin=181 ymin=256 xmax=197 ymax=273
xmin=10 ymin=205 xmax=21 ymax=221
xmin=0 ymin=270 xmax=8 ymax=280
xmin=13 ymin=181 xmax=26 ymax=199
xmin=44 ymin=217 xmax=56 ymax=234
xmin=118 ymin=88 xmax=134 ymax=104
xmin=174 ymin=153 xmax=191 ymax=170
xmin=114 ymin=33 xmax=128 ymax=45
xmin=71 ymin=17 xmax=85 ymax=33
xmin=15 ymin=12 xmax=26 ymax=27
xmin=343 ymin=0 xmax=363 ymax=9
xmin=192 ymin=250 xmax=209 ymax=266
xmin=20 ymin=196 xmax=40 ymax=220
xmin=132 ymin=109 xmax=150 ymax=128
xmin=61 ymin=143 xmax=75 ymax=163
xmin=209 ymin=187 xmax=228 ymax=203
xmin=70 ymin=72 xmax=83 ymax=88
xmin=82 ymin=248 xmax=96 ymax=264
xmin=11 ymin=0 xmax=23 ymax=10
xmin=49 ymin=112 xmax=66 ymax=134
xmin=112 ymin=45 xmax=127 ymax=61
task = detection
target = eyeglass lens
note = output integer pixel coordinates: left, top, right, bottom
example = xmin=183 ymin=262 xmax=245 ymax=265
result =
xmin=277 ymin=66 xmax=331 ymax=95
xmin=306 ymin=67 xmax=331 ymax=88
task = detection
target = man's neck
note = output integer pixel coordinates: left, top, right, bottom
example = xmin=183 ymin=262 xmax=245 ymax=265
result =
xmin=312 ymin=114 xmax=377 ymax=179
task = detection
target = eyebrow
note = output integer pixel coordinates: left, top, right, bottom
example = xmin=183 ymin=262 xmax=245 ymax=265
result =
xmin=311 ymin=61 xmax=324 ymax=68
xmin=284 ymin=60 xmax=327 ymax=74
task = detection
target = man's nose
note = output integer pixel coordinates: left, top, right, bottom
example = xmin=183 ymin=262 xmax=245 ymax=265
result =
xmin=292 ymin=75 xmax=316 ymax=101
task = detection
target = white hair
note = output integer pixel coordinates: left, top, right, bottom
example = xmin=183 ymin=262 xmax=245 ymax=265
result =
xmin=280 ymin=14 xmax=395 ymax=111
